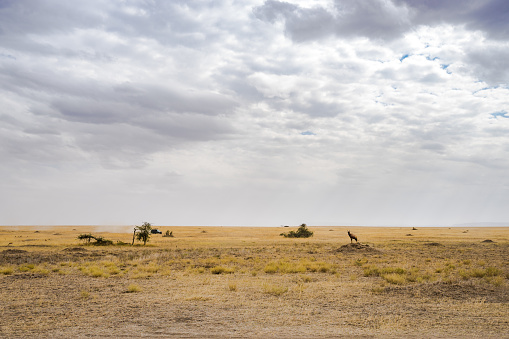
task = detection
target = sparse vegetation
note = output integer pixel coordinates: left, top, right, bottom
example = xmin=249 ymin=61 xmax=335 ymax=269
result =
xmin=0 ymin=226 xmax=508 ymax=338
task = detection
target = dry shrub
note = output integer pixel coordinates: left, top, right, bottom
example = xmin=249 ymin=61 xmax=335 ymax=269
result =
xmin=34 ymin=267 xmax=50 ymax=276
xmin=0 ymin=266 xmax=14 ymax=275
xmin=263 ymin=284 xmax=288 ymax=296
xmin=228 ymin=282 xmax=237 ymax=291
xmin=211 ymin=266 xmax=234 ymax=274
xmin=383 ymin=273 xmax=407 ymax=285
xmin=126 ymin=284 xmax=142 ymax=293
xmin=18 ymin=264 xmax=36 ymax=272
xmin=79 ymin=264 xmax=109 ymax=278
xmin=486 ymin=276 xmax=505 ymax=286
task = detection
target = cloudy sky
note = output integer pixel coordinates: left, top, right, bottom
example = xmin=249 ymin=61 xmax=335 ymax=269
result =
xmin=1 ymin=0 xmax=508 ymax=227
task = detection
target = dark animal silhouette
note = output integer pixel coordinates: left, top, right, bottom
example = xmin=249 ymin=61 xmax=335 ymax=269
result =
xmin=347 ymin=230 xmax=358 ymax=243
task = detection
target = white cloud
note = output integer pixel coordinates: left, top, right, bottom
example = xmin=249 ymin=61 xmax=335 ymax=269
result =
xmin=0 ymin=0 xmax=508 ymax=226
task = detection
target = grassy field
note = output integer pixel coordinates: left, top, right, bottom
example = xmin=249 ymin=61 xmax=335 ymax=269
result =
xmin=0 ymin=225 xmax=508 ymax=338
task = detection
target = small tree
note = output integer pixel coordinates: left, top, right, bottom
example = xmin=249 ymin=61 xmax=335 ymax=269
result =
xmin=78 ymin=233 xmax=93 ymax=244
xmin=78 ymin=234 xmax=113 ymax=245
xmin=280 ymin=223 xmax=313 ymax=238
xmin=134 ymin=222 xmax=152 ymax=245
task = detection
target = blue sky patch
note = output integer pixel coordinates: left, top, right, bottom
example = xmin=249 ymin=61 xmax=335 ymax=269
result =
xmin=490 ymin=111 xmax=508 ymax=119
xmin=441 ymin=64 xmax=451 ymax=74
xmin=301 ymin=131 xmax=316 ymax=136
xmin=399 ymin=54 xmax=409 ymax=62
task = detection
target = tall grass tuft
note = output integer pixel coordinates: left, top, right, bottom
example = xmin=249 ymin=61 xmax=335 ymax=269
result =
xmin=126 ymin=284 xmax=142 ymax=293
xmin=263 ymin=284 xmax=288 ymax=296
xmin=211 ymin=266 xmax=234 ymax=274
xmin=383 ymin=273 xmax=406 ymax=285
xmin=0 ymin=267 xmax=14 ymax=275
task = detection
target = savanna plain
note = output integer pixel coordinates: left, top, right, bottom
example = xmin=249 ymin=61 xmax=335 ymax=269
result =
xmin=1 ymin=225 xmax=508 ymax=338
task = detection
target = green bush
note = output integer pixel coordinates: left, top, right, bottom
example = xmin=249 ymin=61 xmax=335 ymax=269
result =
xmin=280 ymin=224 xmax=313 ymax=238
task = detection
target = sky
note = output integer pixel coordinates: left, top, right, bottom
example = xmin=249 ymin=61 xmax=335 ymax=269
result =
xmin=1 ymin=0 xmax=508 ymax=227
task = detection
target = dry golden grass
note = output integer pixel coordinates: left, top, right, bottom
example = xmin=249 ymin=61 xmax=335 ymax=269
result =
xmin=0 ymin=225 xmax=508 ymax=338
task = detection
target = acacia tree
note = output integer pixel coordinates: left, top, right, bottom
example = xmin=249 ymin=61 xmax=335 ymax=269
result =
xmin=134 ymin=222 xmax=152 ymax=245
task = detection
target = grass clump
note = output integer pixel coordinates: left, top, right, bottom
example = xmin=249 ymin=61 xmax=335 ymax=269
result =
xmin=263 ymin=284 xmax=288 ymax=296
xmin=383 ymin=273 xmax=407 ymax=285
xmin=126 ymin=284 xmax=142 ymax=293
xmin=140 ymin=262 xmax=160 ymax=274
xmin=34 ymin=267 xmax=50 ymax=276
xmin=80 ymin=291 xmax=90 ymax=299
xmin=354 ymin=258 xmax=368 ymax=266
xmin=101 ymin=261 xmax=121 ymax=275
xmin=211 ymin=266 xmax=234 ymax=274
xmin=303 ymin=261 xmax=331 ymax=273
xmin=19 ymin=264 xmax=36 ymax=272
xmin=458 ymin=266 xmax=505 ymax=280
xmin=79 ymin=264 xmax=109 ymax=278
xmin=0 ymin=267 xmax=14 ymax=275
xmin=485 ymin=267 xmax=504 ymax=277
xmin=486 ymin=276 xmax=505 ymax=287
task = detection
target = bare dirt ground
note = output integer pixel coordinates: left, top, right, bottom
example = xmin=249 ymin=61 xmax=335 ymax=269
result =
xmin=0 ymin=226 xmax=508 ymax=338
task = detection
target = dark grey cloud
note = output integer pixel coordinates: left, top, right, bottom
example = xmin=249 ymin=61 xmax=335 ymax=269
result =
xmin=0 ymin=0 xmax=103 ymax=35
xmin=467 ymin=0 xmax=509 ymax=40
xmin=465 ymin=44 xmax=509 ymax=85
xmin=254 ymin=0 xmax=509 ymax=42
xmin=0 ymin=0 xmax=220 ymax=49
xmin=396 ymin=0 xmax=509 ymax=40
xmin=254 ymin=0 xmax=410 ymax=41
